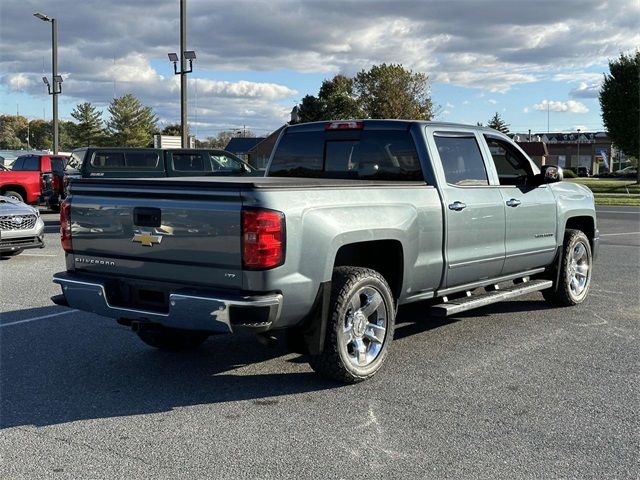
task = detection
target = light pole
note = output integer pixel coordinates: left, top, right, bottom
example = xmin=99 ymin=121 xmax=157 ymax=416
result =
xmin=167 ymin=0 xmax=195 ymax=148
xmin=576 ymin=128 xmax=581 ymax=170
xmin=34 ymin=12 xmax=61 ymax=154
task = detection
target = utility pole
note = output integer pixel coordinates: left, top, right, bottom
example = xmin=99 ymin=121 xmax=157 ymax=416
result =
xmin=180 ymin=0 xmax=187 ymax=148
xmin=34 ymin=12 xmax=61 ymax=154
xmin=167 ymin=0 xmax=195 ymax=148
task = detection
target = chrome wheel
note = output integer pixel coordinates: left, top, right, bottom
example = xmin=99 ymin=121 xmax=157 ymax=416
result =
xmin=340 ymin=286 xmax=388 ymax=368
xmin=568 ymin=240 xmax=589 ymax=296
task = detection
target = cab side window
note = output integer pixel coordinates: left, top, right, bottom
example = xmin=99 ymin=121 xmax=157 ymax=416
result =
xmin=434 ymin=134 xmax=488 ymax=186
xmin=484 ymin=137 xmax=534 ymax=186
xmin=172 ymin=153 xmax=206 ymax=172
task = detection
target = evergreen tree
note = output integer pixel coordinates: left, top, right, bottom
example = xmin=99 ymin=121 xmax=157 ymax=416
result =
xmin=486 ymin=112 xmax=510 ymax=134
xmin=106 ymin=93 xmax=158 ymax=147
xmin=70 ymin=102 xmax=105 ymax=147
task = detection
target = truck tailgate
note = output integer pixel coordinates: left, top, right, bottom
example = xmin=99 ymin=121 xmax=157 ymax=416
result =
xmin=69 ymin=180 xmax=243 ymax=290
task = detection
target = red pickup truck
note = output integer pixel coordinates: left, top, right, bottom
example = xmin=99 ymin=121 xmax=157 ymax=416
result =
xmin=0 ymin=154 xmax=68 ymax=209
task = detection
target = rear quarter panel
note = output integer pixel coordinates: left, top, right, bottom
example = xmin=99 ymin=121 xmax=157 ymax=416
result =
xmin=242 ymin=185 xmax=443 ymax=326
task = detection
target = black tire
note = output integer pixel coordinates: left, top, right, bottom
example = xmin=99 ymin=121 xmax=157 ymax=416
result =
xmin=137 ymin=327 xmax=209 ymax=351
xmin=543 ymin=229 xmax=592 ymax=306
xmin=309 ymin=266 xmax=395 ymax=383
xmin=3 ymin=190 xmax=24 ymax=203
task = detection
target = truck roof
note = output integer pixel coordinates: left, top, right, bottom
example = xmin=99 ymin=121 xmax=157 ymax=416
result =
xmin=286 ymin=119 xmax=502 ymax=134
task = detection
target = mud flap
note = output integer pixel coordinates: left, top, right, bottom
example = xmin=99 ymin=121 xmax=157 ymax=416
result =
xmin=286 ymin=281 xmax=331 ymax=355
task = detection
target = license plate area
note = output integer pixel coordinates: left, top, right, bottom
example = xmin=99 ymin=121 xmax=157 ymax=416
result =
xmin=104 ymin=279 xmax=169 ymax=313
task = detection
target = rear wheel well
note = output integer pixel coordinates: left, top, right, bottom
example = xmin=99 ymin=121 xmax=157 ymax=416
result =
xmin=334 ymin=240 xmax=404 ymax=300
xmin=565 ymin=216 xmax=595 ymax=249
xmin=1 ymin=185 xmax=28 ymax=201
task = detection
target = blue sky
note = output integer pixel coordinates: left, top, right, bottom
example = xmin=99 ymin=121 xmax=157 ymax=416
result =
xmin=1 ymin=0 xmax=638 ymax=139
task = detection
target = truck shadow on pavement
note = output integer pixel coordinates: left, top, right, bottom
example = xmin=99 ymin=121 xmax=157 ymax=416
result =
xmin=1 ymin=299 xmax=549 ymax=429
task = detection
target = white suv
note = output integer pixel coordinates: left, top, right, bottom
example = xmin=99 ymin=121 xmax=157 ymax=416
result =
xmin=0 ymin=196 xmax=45 ymax=257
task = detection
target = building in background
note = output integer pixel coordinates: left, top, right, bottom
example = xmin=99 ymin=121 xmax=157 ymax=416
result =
xmin=247 ymin=126 xmax=286 ymax=170
xmin=224 ymin=137 xmax=264 ymax=163
xmin=513 ymin=132 xmax=615 ymax=173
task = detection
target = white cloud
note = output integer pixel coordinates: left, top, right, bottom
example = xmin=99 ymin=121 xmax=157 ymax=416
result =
xmin=570 ymin=81 xmax=602 ymax=98
xmin=552 ymin=72 xmax=603 ymax=83
xmin=488 ymin=99 xmax=497 ymax=105
xmin=194 ymin=79 xmax=296 ymax=100
xmin=533 ymin=100 xmax=589 ymax=113
xmin=523 ymin=107 xmax=530 ymax=113
xmin=7 ymin=73 xmax=32 ymax=91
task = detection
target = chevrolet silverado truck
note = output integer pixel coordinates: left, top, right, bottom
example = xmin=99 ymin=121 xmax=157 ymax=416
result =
xmin=0 ymin=153 xmax=68 ymax=209
xmin=52 ymin=120 xmax=598 ymax=383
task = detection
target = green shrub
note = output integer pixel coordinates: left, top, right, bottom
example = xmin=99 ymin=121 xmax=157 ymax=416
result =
xmin=563 ymin=168 xmax=577 ymax=178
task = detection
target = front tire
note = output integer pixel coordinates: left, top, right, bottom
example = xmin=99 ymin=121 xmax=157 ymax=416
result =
xmin=137 ymin=327 xmax=209 ymax=351
xmin=309 ymin=267 xmax=395 ymax=383
xmin=543 ymin=229 xmax=592 ymax=306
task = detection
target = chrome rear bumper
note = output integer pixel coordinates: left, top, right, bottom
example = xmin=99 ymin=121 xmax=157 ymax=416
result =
xmin=52 ymin=272 xmax=282 ymax=333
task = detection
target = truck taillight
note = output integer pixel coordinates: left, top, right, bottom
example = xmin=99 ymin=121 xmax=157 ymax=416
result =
xmin=60 ymin=199 xmax=72 ymax=253
xmin=325 ymin=121 xmax=364 ymax=130
xmin=242 ymin=208 xmax=285 ymax=270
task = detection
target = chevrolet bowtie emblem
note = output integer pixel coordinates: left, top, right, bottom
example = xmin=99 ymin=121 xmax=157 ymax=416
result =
xmin=132 ymin=230 xmax=163 ymax=247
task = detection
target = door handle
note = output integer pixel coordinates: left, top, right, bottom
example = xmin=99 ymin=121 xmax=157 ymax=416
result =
xmin=506 ymin=198 xmax=521 ymax=207
xmin=448 ymin=201 xmax=467 ymax=211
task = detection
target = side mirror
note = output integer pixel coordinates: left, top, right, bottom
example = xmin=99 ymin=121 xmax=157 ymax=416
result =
xmin=541 ymin=165 xmax=563 ymax=184
xmin=358 ymin=163 xmax=379 ymax=179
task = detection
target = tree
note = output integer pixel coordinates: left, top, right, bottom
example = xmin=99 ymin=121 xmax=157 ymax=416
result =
xmin=28 ymin=119 xmax=52 ymax=150
xmin=599 ymin=51 xmax=640 ymax=183
xmin=486 ymin=112 xmax=510 ymax=134
xmin=205 ymin=129 xmax=256 ymax=149
xmin=70 ymin=102 xmax=105 ymax=147
xmin=0 ymin=115 xmax=28 ymax=149
xmin=354 ymin=63 xmax=434 ymax=120
xmin=161 ymin=123 xmax=183 ymax=136
xmin=106 ymin=93 xmax=158 ymax=147
xmin=294 ymin=64 xmax=434 ymax=122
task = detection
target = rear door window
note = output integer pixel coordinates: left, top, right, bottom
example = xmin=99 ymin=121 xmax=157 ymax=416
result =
xmin=269 ymin=129 xmax=423 ymax=180
xmin=172 ymin=152 xmax=206 ymax=172
xmin=434 ymin=134 xmax=489 ymax=186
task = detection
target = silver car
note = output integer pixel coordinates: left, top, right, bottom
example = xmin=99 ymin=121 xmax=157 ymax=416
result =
xmin=0 ymin=196 xmax=45 ymax=256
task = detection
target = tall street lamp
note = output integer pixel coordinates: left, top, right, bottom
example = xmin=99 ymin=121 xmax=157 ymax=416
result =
xmin=576 ymin=128 xmax=581 ymax=170
xmin=167 ymin=0 xmax=195 ymax=148
xmin=34 ymin=12 xmax=61 ymax=154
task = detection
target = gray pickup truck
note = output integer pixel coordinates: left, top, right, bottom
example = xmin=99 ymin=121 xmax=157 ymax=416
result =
xmin=52 ymin=120 xmax=598 ymax=383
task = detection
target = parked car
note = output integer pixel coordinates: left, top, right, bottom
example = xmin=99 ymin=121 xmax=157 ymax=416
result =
xmin=0 ymin=153 xmax=68 ymax=210
xmin=52 ymin=120 xmax=598 ymax=383
xmin=0 ymin=196 xmax=45 ymax=256
xmin=65 ymin=147 xmax=257 ymax=180
xmin=614 ymin=166 xmax=638 ymax=177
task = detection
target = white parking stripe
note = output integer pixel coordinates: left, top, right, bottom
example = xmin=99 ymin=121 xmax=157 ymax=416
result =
xmin=19 ymin=254 xmax=58 ymax=257
xmin=600 ymin=232 xmax=640 ymax=236
xmin=0 ymin=309 xmax=78 ymax=328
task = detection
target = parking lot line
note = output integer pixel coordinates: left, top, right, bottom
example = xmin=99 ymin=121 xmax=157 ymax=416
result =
xmin=600 ymin=232 xmax=640 ymax=236
xmin=19 ymin=253 xmax=59 ymax=257
xmin=0 ymin=309 xmax=78 ymax=328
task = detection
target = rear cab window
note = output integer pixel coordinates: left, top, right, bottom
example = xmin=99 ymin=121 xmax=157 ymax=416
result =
xmin=268 ymin=126 xmax=424 ymax=181
xmin=11 ymin=156 xmax=41 ymax=171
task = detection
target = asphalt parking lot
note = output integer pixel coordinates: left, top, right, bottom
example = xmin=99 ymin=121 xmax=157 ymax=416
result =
xmin=1 ymin=207 xmax=639 ymax=479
